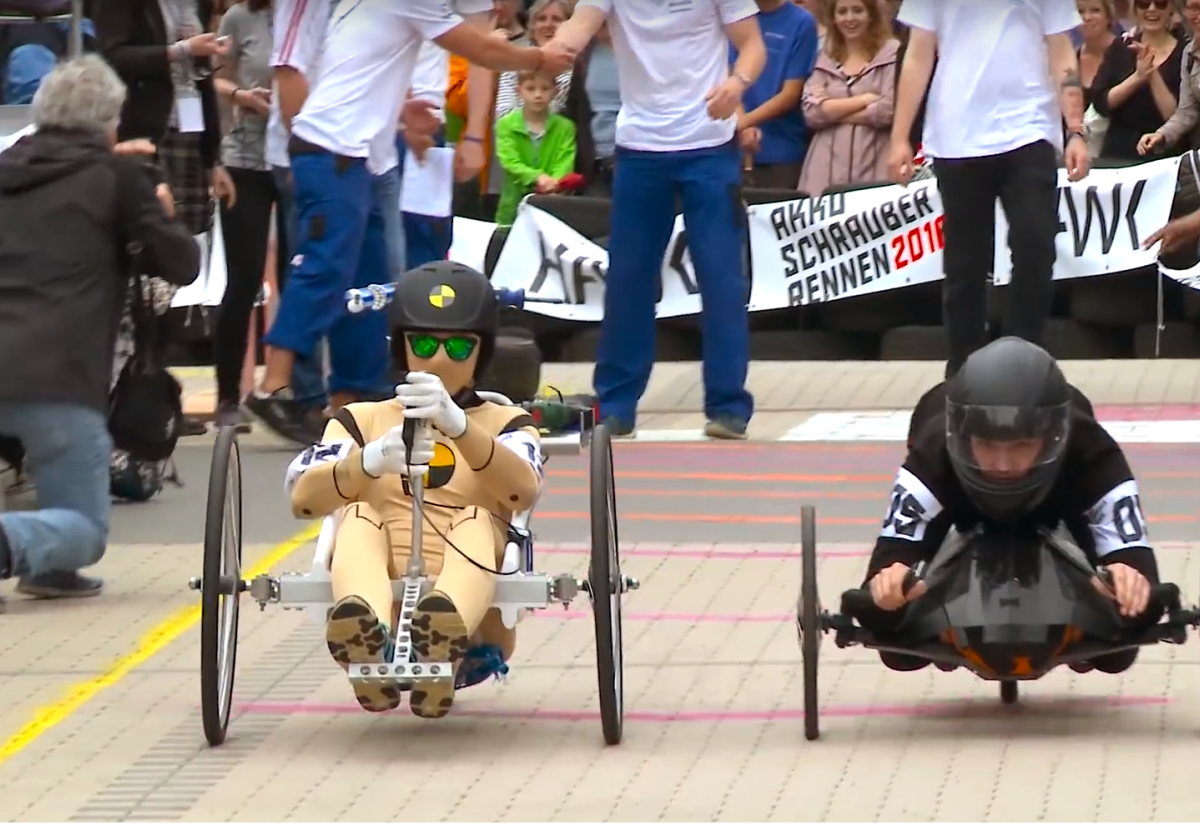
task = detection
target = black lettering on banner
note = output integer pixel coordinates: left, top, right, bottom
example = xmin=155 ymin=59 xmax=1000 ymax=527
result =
xmin=1113 ymin=494 xmax=1145 ymax=543
xmin=769 ymin=193 xmax=847 ymax=240
xmin=882 ymin=483 xmax=927 ymax=537
xmin=527 ymin=231 xmax=605 ymax=305
xmin=1057 ymin=179 xmax=1146 ymax=257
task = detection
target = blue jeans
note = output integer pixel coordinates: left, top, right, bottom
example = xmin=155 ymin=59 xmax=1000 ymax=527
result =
xmin=374 ymin=162 xmax=406 ymax=277
xmin=0 ymin=403 xmax=110 ymax=578
xmin=271 ymin=164 xmax=328 ymax=409
xmin=595 ymin=141 xmax=754 ymax=425
xmin=397 ymin=132 xmax=453 ymax=267
xmin=264 ymin=150 xmax=391 ymax=398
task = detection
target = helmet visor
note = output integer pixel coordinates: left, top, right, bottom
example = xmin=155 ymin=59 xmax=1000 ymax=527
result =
xmin=946 ymin=400 xmax=1071 ymax=478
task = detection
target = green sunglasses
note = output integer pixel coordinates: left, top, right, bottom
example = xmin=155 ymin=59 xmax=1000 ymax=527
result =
xmin=407 ymin=333 xmax=479 ymax=361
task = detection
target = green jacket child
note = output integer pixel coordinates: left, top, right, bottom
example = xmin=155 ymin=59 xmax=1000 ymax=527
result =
xmin=494 ymin=107 xmax=577 ymax=226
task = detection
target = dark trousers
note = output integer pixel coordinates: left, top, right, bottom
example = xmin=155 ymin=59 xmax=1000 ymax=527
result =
xmin=933 ymin=140 xmax=1058 ymax=376
xmin=215 ymin=167 xmax=282 ymax=404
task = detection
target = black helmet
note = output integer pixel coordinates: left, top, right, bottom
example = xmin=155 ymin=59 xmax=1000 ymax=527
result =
xmin=945 ymin=337 xmax=1072 ymax=523
xmin=388 ymin=261 xmax=498 ymax=375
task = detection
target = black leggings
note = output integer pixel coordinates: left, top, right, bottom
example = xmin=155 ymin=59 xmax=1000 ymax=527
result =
xmin=214 ymin=167 xmax=283 ymax=405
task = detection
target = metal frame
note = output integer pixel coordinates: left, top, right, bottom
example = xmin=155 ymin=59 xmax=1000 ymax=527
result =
xmin=192 ymin=391 xmax=639 ymax=692
xmin=796 ymin=504 xmax=1200 ymax=739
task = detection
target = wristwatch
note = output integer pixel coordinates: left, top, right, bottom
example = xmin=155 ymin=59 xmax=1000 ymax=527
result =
xmin=1067 ymin=129 xmax=1086 ymax=144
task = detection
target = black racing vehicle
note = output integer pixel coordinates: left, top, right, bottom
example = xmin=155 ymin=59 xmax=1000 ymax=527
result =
xmin=795 ymin=505 xmax=1200 ymax=741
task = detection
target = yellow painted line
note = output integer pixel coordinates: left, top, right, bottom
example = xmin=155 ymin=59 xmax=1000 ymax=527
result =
xmin=0 ymin=522 xmax=321 ymax=765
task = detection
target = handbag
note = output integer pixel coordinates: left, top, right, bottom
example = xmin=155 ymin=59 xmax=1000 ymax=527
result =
xmin=108 ymin=165 xmax=185 ymax=462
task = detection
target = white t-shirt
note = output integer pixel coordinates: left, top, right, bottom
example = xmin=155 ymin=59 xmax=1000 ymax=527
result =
xmin=266 ymin=0 xmax=334 ymax=169
xmin=576 ymin=0 xmax=758 ymax=152
xmin=898 ymin=0 xmax=1081 ymax=159
xmin=291 ymin=0 xmax=467 ymax=175
xmin=411 ymin=40 xmax=449 ymax=120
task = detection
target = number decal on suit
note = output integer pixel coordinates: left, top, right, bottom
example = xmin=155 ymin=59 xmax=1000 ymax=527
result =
xmin=883 ymin=483 xmax=927 ymax=538
xmin=1113 ymin=494 xmax=1145 ymax=543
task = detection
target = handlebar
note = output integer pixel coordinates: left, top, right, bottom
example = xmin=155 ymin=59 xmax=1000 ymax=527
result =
xmin=345 ymin=283 xmax=564 ymax=314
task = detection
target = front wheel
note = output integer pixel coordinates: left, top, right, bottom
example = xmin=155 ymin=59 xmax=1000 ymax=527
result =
xmin=799 ymin=504 xmax=821 ymax=741
xmin=589 ymin=423 xmax=623 ymax=746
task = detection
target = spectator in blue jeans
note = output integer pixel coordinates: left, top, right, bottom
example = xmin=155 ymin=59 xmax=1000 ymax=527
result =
xmin=553 ymin=0 xmax=766 ymax=440
xmin=0 ymin=57 xmax=199 ymax=602
xmin=734 ymin=0 xmax=817 ymax=189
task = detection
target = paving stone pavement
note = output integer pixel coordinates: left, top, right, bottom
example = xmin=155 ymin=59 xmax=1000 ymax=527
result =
xmin=1 ymin=362 xmax=1198 ymax=821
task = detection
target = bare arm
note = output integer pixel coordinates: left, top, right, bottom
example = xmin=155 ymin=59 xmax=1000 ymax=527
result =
xmin=1046 ymin=32 xmax=1084 ymax=133
xmin=461 ymin=10 xmax=497 ymax=145
xmin=551 ymin=3 xmax=607 ymax=53
xmin=726 ymin=16 xmax=767 ymax=87
xmin=274 ymin=66 xmax=308 ymax=132
xmin=740 ymin=79 xmax=804 ymax=129
xmin=434 ymin=20 xmax=544 ymax=72
xmin=889 ymin=27 xmax=935 ymax=144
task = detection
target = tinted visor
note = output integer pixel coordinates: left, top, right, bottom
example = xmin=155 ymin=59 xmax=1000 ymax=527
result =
xmin=946 ymin=401 xmax=1070 ymax=474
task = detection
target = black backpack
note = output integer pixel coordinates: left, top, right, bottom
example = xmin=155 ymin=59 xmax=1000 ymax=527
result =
xmin=107 ymin=160 xmax=185 ymax=463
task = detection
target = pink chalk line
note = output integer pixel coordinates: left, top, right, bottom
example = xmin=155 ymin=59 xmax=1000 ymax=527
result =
xmin=533 ymin=541 xmax=1200 ymax=561
xmin=235 ymin=695 xmax=1167 ymax=722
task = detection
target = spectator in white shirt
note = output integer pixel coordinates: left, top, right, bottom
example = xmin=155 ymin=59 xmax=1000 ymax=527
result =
xmin=552 ymin=0 xmax=767 ymax=440
xmin=247 ymin=0 xmax=573 ymax=443
xmin=888 ymin=0 xmax=1090 ymax=377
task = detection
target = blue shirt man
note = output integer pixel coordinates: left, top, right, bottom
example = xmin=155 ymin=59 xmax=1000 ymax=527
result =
xmin=731 ymin=0 xmax=817 ymax=187
xmin=552 ymin=0 xmax=767 ymax=439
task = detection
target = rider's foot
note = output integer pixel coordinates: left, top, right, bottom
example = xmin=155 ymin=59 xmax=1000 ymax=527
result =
xmin=1069 ymin=661 xmax=1095 ymax=673
xmin=16 ymin=570 xmax=103 ymax=599
xmin=325 ymin=595 xmax=402 ymax=713
xmin=409 ymin=590 xmax=471 ymax=719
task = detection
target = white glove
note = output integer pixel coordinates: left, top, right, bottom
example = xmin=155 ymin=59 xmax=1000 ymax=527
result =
xmin=361 ymin=423 xmax=436 ymax=477
xmin=396 ymin=371 xmax=468 ymax=438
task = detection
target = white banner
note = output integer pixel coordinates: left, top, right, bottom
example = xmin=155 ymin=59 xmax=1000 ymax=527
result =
xmin=488 ymin=156 xmax=1182 ymax=319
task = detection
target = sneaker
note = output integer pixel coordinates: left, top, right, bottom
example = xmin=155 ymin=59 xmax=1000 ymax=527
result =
xmin=600 ymin=416 xmax=637 ymax=439
xmin=325 ymin=595 xmax=403 ymax=713
xmin=245 ymin=389 xmax=323 ymax=445
xmin=704 ymin=415 xmax=748 ymax=440
xmin=409 ymin=590 xmax=471 ymax=719
xmin=214 ymin=401 xmax=253 ymax=434
xmin=16 ymin=570 xmax=103 ymax=599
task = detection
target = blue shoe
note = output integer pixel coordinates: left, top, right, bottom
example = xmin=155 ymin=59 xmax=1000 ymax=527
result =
xmin=456 ymin=644 xmax=510 ymax=690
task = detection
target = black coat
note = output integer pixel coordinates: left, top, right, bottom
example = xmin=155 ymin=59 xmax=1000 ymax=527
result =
xmin=92 ymin=0 xmax=221 ymax=168
xmin=0 ymin=130 xmax=200 ymax=411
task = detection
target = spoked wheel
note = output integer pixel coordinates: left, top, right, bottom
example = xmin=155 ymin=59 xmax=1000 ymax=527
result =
xmin=1000 ymin=680 xmax=1018 ymax=705
xmin=200 ymin=426 xmax=243 ymax=746
xmin=588 ymin=422 xmax=624 ymax=746
xmin=799 ymin=504 xmax=821 ymax=741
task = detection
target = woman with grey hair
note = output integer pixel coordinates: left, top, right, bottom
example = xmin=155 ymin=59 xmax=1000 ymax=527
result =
xmin=0 ymin=55 xmax=199 ymax=602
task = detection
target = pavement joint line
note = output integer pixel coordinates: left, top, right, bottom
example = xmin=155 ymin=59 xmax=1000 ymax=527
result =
xmin=0 ymin=521 xmax=321 ymax=766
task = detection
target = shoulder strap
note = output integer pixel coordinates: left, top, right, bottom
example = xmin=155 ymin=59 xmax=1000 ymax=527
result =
xmin=332 ymin=407 xmax=366 ymax=446
xmin=110 ymin=158 xmax=162 ymax=365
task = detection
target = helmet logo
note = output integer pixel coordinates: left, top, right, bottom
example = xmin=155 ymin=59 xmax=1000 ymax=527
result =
xmin=429 ymin=284 xmax=456 ymax=308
